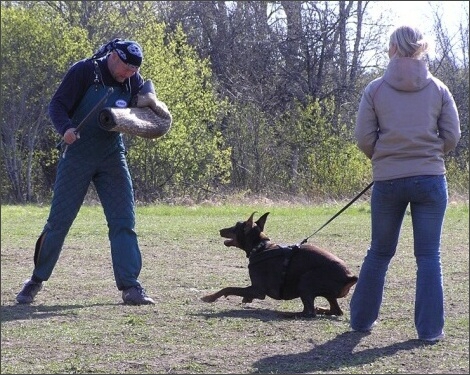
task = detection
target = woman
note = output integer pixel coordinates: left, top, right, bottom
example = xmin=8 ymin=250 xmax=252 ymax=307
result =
xmin=350 ymin=25 xmax=461 ymax=342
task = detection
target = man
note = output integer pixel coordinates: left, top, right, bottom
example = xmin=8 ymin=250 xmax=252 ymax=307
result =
xmin=16 ymin=39 xmax=155 ymax=305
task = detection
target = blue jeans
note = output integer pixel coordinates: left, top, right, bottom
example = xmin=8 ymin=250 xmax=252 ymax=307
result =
xmin=350 ymin=175 xmax=447 ymax=340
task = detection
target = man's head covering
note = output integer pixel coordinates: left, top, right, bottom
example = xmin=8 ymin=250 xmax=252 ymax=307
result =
xmin=89 ymin=38 xmax=144 ymax=69
xmin=113 ymin=40 xmax=143 ymax=69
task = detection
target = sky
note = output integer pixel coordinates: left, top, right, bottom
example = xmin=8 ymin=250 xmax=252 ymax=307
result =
xmin=369 ymin=1 xmax=468 ymax=61
xmin=372 ymin=1 xmax=468 ymax=36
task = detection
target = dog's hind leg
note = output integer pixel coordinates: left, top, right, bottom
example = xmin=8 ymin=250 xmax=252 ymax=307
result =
xmin=317 ymin=297 xmax=343 ymax=316
xmin=300 ymin=295 xmax=344 ymax=316
xmin=201 ymin=286 xmax=266 ymax=303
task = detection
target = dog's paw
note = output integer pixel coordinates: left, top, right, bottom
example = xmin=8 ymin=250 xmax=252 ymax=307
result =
xmin=314 ymin=307 xmax=343 ymax=316
xmin=314 ymin=307 xmax=330 ymax=315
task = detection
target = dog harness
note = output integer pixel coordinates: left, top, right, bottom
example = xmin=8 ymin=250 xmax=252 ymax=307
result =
xmin=248 ymin=243 xmax=300 ymax=299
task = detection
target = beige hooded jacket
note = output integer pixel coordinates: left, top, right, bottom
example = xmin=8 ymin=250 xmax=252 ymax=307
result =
xmin=354 ymin=57 xmax=461 ymax=181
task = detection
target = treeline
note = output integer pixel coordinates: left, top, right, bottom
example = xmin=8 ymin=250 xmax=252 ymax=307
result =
xmin=1 ymin=1 xmax=468 ymax=204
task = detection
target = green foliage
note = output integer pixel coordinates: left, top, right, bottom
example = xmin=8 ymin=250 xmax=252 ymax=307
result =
xmin=0 ymin=2 xmax=467 ymax=203
xmin=305 ymin=140 xmax=371 ymax=196
xmin=127 ymin=23 xmax=232 ymax=201
xmin=1 ymin=5 xmax=91 ymax=202
xmin=1 ymin=6 xmax=91 ymax=106
xmin=445 ymin=157 xmax=469 ymax=198
xmin=222 ymin=101 xmax=280 ymax=192
xmin=431 ymin=58 xmax=469 ymax=163
xmin=220 ymin=97 xmax=371 ymax=198
xmin=278 ymin=98 xmax=371 ymax=197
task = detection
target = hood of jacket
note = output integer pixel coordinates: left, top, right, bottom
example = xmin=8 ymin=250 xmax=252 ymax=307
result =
xmin=383 ymin=57 xmax=433 ymax=92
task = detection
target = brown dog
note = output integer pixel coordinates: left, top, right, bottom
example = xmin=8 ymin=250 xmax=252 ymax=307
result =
xmin=201 ymin=212 xmax=358 ymax=317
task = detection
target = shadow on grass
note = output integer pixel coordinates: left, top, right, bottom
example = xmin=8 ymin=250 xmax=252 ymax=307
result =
xmin=251 ymin=331 xmax=430 ymax=373
xmin=194 ymin=306 xmax=344 ymax=322
xmin=0 ymin=302 xmax=117 ymax=323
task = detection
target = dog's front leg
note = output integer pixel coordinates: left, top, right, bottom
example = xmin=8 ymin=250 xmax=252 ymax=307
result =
xmin=201 ymin=286 xmax=265 ymax=303
xmin=300 ymin=295 xmax=317 ymax=317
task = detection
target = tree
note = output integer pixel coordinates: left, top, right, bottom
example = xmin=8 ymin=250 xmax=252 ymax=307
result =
xmin=156 ymin=1 xmax=390 ymax=194
xmin=429 ymin=3 xmax=469 ymax=168
xmin=1 ymin=1 xmax=467 ymax=202
xmin=1 ymin=5 xmax=90 ymax=202
xmin=128 ymin=23 xmax=232 ymax=201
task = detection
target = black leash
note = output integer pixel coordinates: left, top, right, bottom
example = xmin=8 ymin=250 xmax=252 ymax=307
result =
xmin=299 ymin=181 xmax=374 ymax=245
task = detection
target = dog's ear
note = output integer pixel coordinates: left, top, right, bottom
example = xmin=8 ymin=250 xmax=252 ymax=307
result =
xmin=255 ymin=212 xmax=270 ymax=231
xmin=245 ymin=212 xmax=257 ymax=233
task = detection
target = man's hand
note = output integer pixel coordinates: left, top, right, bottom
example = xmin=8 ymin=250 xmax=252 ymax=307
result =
xmin=63 ymin=128 xmax=80 ymax=144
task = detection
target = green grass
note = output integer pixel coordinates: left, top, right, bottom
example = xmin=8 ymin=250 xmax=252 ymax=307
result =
xmin=1 ymin=202 xmax=469 ymax=374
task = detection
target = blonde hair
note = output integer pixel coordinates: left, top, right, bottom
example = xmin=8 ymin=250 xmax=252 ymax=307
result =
xmin=389 ymin=25 xmax=429 ymax=59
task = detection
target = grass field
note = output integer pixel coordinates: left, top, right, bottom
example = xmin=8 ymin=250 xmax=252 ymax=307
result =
xmin=1 ymin=202 xmax=468 ymax=374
